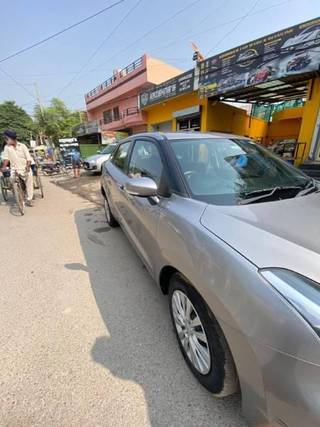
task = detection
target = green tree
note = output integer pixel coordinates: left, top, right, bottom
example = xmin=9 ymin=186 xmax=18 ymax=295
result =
xmin=34 ymin=98 xmax=81 ymax=144
xmin=0 ymin=101 xmax=34 ymax=145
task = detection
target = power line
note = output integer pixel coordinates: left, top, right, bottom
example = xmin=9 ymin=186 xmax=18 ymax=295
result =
xmin=90 ymin=0 xmax=292 ymax=73
xmin=0 ymin=66 xmax=36 ymax=100
xmin=57 ymin=0 xmax=144 ymax=96
xmin=205 ymin=0 xmax=260 ymax=55
xmin=90 ymin=0 xmax=203 ymax=72
xmin=0 ymin=71 xmax=78 ymax=79
xmin=0 ymin=0 xmax=124 ymax=65
xmin=193 ymin=0 xmax=294 ymax=39
xmin=149 ymin=0 xmax=293 ymax=55
xmin=1 ymin=0 xmax=289 ymax=88
xmin=149 ymin=0 xmax=228 ymax=55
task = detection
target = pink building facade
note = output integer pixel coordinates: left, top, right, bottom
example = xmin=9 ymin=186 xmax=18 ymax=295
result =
xmin=84 ymin=55 xmax=182 ymax=136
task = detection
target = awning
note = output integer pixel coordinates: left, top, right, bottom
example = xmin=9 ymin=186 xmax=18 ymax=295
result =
xmin=211 ymin=72 xmax=318 ymax=104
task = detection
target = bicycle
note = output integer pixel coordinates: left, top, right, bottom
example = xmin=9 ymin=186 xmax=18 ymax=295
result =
xmin=33 ymin=173 xmax=44 ymax=198
xmin=1 ymin=169 xmax=12 ymax=202
xmin=12 ymin=172 xmax=27 ymax=216
xmin=32 ymin=164 xmax=44 ymax=198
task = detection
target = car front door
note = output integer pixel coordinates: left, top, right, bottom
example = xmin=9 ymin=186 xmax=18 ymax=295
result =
xmin=123 ymin=138 xmax=165 ymax=274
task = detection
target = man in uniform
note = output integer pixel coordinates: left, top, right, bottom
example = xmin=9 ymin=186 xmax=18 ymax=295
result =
xmin=1 ymin=130 xmax=34 ymax=206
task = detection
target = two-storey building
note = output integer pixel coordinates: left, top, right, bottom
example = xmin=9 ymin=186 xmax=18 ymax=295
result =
xmin=77 ymin=55 xmax=182 ymax=156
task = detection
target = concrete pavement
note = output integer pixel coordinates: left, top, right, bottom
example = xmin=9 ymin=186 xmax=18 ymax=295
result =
xmin=0 ymin=176 xmax=247 ymax=426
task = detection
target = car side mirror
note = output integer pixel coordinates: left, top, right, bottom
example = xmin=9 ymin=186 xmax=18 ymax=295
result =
xmin=124 ymin=177 xmax=158 ymax=197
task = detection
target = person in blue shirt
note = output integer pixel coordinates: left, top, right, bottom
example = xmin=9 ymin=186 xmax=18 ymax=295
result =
xmin=70 ymin=150 xmax=81 ymax=178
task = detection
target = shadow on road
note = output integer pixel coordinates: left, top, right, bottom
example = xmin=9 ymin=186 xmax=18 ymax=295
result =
xmin=52 ymin=174 xmax=102 ymax=206
xmin=73 ymin=206 xmax=246 ymax=426
xmin=1 ymin=194 xmax=24 ymax=216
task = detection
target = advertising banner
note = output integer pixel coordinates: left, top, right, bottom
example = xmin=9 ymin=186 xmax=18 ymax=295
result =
xmin=139 ymin=69 xmax=195 ymax=108
xmin=199 ymin=17 xmax=320 ymax=97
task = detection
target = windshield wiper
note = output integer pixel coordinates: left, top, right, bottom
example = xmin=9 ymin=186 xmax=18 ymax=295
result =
xmin=239 ymin=186 xmax=301 ymax=205
xmin=295 ymin=179 xmax=319 ymax=197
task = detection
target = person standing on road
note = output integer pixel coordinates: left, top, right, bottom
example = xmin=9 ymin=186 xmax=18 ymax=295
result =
xmin=70 ymin=149 xmax=81 ymax=178
xmin=1 ymin=130 xmax=34 ymax=206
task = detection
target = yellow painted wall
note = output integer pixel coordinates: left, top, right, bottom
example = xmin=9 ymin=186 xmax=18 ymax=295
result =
xmin=144 ymin=93 xmax=267 ymax=138
xmin=267 ymin=118 xmax=302 ymax=143
xmin=205 ymin=101 xmax=268 ymax=140
xmin=266 ymin=106 xmax=303 ymax=145
xmin=272 ymin=107 xmax=304 ymax=121
xmin=297 ymin=78 xmax=320 ymax=163
xmin=144 ymin=92 xmax=207 ymax=131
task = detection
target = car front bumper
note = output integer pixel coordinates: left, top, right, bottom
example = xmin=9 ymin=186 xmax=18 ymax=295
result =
xmin=247 ymin=340 xmax=320 ymax=427
xmin=83 ymin=162 xmax=97 ymax=171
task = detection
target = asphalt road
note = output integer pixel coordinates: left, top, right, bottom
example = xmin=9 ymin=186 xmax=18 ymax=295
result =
xmin=0 ymin=175 xmax=247 ymax=427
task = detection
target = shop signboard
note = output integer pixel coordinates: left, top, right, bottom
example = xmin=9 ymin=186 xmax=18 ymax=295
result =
xmin=139 ymin=69 xmax=195 ymax=108
xmin=199 ymin=17 xmax=320 ymax=97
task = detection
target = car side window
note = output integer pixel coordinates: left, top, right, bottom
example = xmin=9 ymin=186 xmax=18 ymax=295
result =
xmin=111 ymin=141 xmax=131 ymax=172
xmin=128 ymin=139 xmax=163 ymax=185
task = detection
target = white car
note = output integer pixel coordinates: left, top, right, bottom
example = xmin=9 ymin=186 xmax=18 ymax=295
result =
xmin=281 ymin=25 xmax=320 ymax=52
xmin=83 ymin=144 xmax=117 ymax=173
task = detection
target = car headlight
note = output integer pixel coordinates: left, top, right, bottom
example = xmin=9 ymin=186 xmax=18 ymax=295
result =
xmin=260 ymin=269 xmax=320 ymax=337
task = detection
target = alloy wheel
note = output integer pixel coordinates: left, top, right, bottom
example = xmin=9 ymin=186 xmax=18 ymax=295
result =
xmin=172 ymin=290 xmax=211 ymax=375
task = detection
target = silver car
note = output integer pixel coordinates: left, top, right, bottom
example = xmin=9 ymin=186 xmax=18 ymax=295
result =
xmin=101 ymin=132 xmax=320 ymax=427
xmin=83 ymin=143 xmax=117 ymax=173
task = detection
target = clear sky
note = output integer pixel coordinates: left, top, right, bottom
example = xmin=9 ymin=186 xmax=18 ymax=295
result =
xmin=0 ymin=0 xmax=319 ymax=114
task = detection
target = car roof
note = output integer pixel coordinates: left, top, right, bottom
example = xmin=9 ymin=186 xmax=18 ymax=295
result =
xmin=128 ymin=131 xmax=251 ymax=141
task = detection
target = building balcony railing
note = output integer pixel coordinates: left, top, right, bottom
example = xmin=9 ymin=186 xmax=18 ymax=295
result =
xmin=99 ymin=107 xmax=146 ymax=129
xmin=101 ymin=107 xmax=140 ymax=125
xmin=86 ymin=57 xmax=144 ymax=99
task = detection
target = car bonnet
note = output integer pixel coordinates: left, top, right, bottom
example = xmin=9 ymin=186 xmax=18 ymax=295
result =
xmin=86 ymin=154 xmax=108 ymax=162
xmin=200 ymin=193 xmax=320 ymax=283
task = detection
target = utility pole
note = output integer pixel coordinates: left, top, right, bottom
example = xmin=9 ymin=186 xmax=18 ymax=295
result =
xmin=34 ymin=82 xmax=45 ymax=145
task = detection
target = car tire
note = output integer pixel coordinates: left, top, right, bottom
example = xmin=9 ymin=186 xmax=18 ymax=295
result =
xmin=169 ymin=272 xmax=238 ymax=397
xmin=103 ymin=194 xmax=118 ymax=228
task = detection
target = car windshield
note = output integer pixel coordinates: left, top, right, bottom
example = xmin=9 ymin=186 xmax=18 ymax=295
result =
xmin=101 ymin=144 xmax=116 ymax=155
xmin=170 ymin=137 xmax=312 ymax=205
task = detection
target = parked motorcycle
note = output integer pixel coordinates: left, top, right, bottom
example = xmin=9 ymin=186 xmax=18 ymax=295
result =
xmin=40 ymin=161 xmax=67 ymax=176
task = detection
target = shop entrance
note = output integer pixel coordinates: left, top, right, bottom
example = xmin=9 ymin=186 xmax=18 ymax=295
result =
xmin=207 ymin=75 xmax=315 ymax=163
xmin=177 ymin=115 xmax=201 ymax=131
